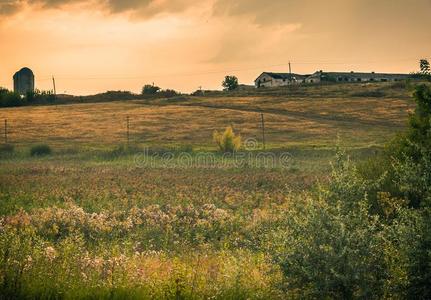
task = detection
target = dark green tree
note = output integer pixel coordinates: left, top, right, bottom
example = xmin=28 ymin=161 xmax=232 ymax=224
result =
xmin=222 ymin=76 xmax=239 ymax=91
xmin=0 ymin=88 xmax=23 ymax=107
xmin=142 ymin=84 xmax=160 ymax=95
xmin=420 ymin=59 xmax=430 ymax=75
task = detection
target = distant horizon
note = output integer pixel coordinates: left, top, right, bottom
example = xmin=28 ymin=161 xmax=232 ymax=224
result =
xmin=1 ymin=64 xmax=424 ymax=96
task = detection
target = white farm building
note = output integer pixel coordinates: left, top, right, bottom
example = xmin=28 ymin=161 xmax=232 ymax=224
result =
xmin=305 ymin=71 xmax=411 ymax=84
xmin=255 ymin=70 xmax=411 ymax=87
xmin=255 ymin=72 xmax=309 ymax=88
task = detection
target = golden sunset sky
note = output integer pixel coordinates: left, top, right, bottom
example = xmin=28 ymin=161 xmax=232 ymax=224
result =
xmin=1 ymin=0 xmax=431 ymax=95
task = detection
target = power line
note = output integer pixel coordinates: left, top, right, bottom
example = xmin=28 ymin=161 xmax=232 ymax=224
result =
xmin=33 ymin=57 xmax=429 ymax=82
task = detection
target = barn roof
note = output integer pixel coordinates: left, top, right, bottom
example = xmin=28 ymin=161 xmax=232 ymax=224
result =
xmin=310 ymin=71 xmax=410 ymax=78
xmin=256 ymin=72 xmax=308 ymax=81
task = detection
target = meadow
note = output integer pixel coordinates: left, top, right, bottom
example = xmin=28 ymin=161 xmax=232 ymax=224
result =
xmin=0 ymin=82 xmax=412 ymax=150
xmin=1 ymin=81 xmax=429 ymax=299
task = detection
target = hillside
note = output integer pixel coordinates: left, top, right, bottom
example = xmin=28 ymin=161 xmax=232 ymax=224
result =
xmin=0 ymin=82 xmax=414 ymax=151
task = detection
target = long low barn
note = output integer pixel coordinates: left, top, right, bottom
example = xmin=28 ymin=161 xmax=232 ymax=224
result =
xmin=305 ymin=71 xmax=411 ymax=84
xmin=255 ymin=72 xmax=310 ymax=87
xmin=255 ymin=71 xmax=411 ymax=87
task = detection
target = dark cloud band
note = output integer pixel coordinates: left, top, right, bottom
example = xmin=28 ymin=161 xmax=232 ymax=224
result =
xmin=0 ymin=0 xmax=195 ymax=17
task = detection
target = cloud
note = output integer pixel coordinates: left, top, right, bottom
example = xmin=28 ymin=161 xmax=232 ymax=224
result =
xmin=212 ymin=0 xmax=345 ymax=27
xmin=212 ymin=0 xmax=431 ymax=32
xmin=0 ymin=0 xmax=198 ymax=18
xmin=208 ymin=22 xmax=303 ymax=64
xmin=0 ymin=0 xmax=21 ymax=15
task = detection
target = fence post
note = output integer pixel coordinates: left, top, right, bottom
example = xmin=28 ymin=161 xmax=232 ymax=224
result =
xmin=126 ymin=116 xmax=130 ymax=147
xmin=260 ymin=113 xmax=266 ymax=150
xmin=4 ymin=119 xmax=7 ymax=144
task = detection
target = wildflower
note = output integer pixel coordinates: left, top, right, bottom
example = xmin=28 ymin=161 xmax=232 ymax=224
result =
xmin=45 ymin=246 xmax=57 ymax=261
xmin=81 ymin=272 xmax=88 ymax=280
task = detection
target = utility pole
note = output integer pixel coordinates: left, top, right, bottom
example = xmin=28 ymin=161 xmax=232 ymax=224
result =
xmin=260 ymin=113 xmax=266 ymax=150
xmin=126 ymin=116 xmax=130 ymax=147
xmin=288 ymin=61 xmax=292 ymax=85
xmin=4 ymin=119 xmax=7 ymax=144
xmin=52 ymin=76 xmax=57 ymax=95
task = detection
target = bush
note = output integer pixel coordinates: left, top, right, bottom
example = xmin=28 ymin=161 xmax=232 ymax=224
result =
xmin=84 ymin=90 xmax=135 ymax=102
xmin=0 ymin=88 xmax=24 ymax=107
xmin=269 ymin=149 xmax=388 ymax=298
xmin=191 ymin=89 xmax=205 ymax=96
xmin=383 ymin=207 xmax=431 ymax=298
xmin=30 ymin=144 xmax=52 ymax=156
xmin=0 ymin=88 xmax=58 ymax=107
xmin=0 ymin=143 xmax=14 ymax=155
xmin=385 ymin=83 xmax=431 ymax=207
xmin=392 ymin=146 xmax=431 ymax=208
xmin=0 ymin=143 xmax=14 ymax=153
xmin=351 ymin=90 xmax=386 ymax=98
xmin=390 ymin=81 xmax=408 ymax=89
xmin=159 ymin=89 xmax=179 ymax=98
xmin=274 ymin=196 xmax=386 ymax=299
xmin=356 ymin=83 xmax=431 ymax=298
xmin=142 ymin=84 xmax=161 ymax=95
xmin=213 ymin=126 xmax=241 ymax=153
xmin=26 ymin=89 xmax=56 ymax=103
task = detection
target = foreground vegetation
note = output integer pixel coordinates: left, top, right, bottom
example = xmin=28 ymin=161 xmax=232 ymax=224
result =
xmin=1 ymin=82 xmax=430 ymax=298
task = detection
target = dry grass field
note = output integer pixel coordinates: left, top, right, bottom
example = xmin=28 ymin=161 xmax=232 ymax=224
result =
xmin=0 ymin=82 xmax=414 ymax=151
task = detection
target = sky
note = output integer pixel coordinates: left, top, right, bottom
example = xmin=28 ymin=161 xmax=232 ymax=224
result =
xmin=1 ymin=0 xmax=431 ymax=95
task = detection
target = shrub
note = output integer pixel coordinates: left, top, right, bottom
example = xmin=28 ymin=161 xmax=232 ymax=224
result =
xmin=26 ymin=89 xmax=56 ymax=103
xmin=0 ymin=143 xmax=14 ymax=155
xmin=30 ymin=144 xmax=52 ymax=156
xmin=175 ymin=144 xmax=193 ymax=153
xmin=86 ymin=90 xmax=135 ymax=101
xmin=159 ymin=89 xmax=179 ymax=98
xmin=270 ymin=149 xmax=388 ymax=298
xmin=0 ymin=89 xmax=23 ymax=107
xmin=213 ymin=126 xmax=241 ymax=153
xmin=142 ymin=84 xmax=161 ymax=95
xmin=191 ymin=89 xmax=205 ymax=96
xmin=273 ymin=196 xmax=386 ymax=299
xmin=351 ymin=90 xmax=386 ymax=98
xmin=392 ymin=146 xmax=431 ymax=208
xmin=390 ymin=81 xmax=408 ymax=89
xmin=385 ymin=84 xmax=431 ymax=207
xmin=100 ymin=144 xmax=144 ymax=160
xmin=390 ymin=84 xmax=431 ymax=160
xmin=383 ymin=207 xmax=431 ymax=299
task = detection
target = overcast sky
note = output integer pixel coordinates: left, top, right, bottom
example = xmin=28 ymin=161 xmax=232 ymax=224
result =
xmin=1 ymin=0 xmax=431 ymax=95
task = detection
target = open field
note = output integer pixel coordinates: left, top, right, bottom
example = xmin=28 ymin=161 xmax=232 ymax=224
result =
xmin=0 ymin=82 xmax=414 ymax=151
xmin=0 ymin=82 xmax=425 ymax=298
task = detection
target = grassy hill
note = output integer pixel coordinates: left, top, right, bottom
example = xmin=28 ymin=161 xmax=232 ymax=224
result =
xmin=0 ymin=82 xmax=415 ymax=152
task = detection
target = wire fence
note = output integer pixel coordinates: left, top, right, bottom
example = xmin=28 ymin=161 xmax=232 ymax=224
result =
xmin=0 ymin=112 xmax=270 ymax=151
